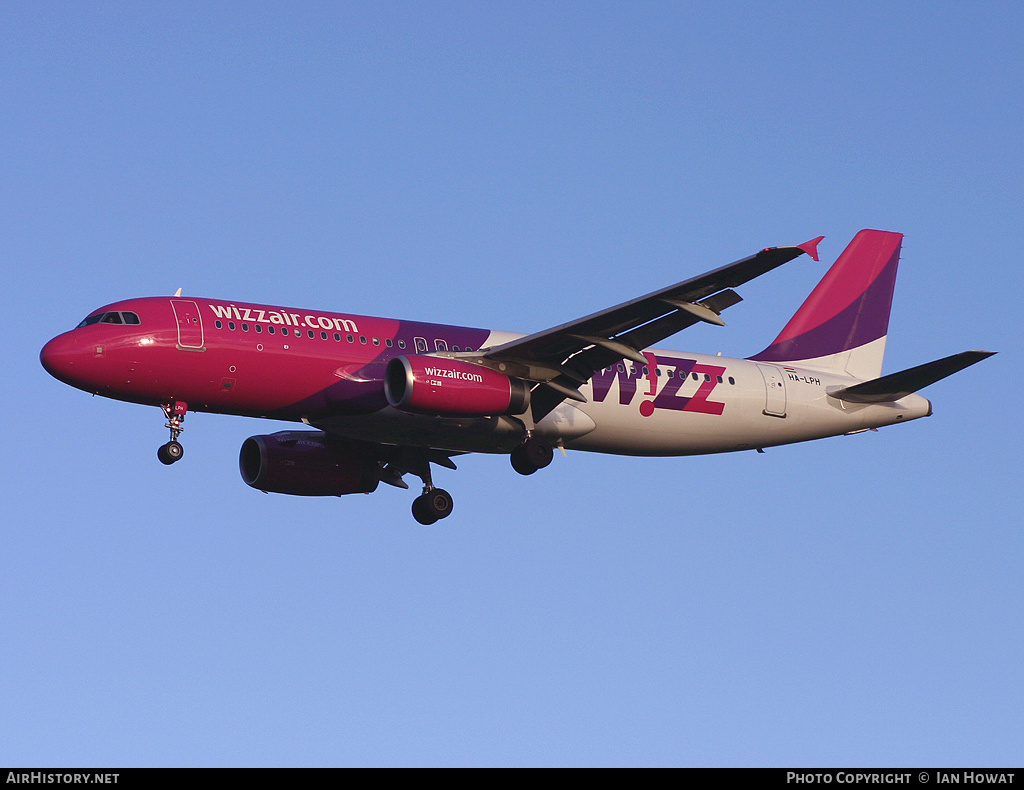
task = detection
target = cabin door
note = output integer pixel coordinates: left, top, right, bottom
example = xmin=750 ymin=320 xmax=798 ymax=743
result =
xmin=756 ymin=364 xmax=787 ymax=417
xmin=171 ymin=299 xmax=205 ymax=350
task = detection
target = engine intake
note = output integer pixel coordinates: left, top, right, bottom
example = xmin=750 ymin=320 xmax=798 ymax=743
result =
xmin=384 ymin=355 xmax=530 ymax=417
xmin=239 ymin=431 xmax=380 ymax=496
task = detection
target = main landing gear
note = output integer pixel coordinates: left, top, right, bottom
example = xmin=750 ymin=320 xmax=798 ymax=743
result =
xmin=510 ymin=436 xmax=553 ymax=476
xmin=380 ymin=449 xmax=457 ymax=525
xmin=412 ymin=488 xmax=454 ymax=526
xmin=410 ymin=461 xmax=454 ymax=526
xmin=157 ymin=401 xmax=188 ymax=465
xmin=410 ymin=435 xmax=554 ymax=523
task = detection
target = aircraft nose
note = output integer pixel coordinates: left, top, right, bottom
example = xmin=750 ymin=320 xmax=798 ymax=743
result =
xmin=40 ymin=332 xmax=88 ymax=385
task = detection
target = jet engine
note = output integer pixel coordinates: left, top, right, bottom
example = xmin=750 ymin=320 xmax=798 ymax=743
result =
xmin=239 ymin=431 xmax=380 ymax=496
xmin=384 ymin=355 xmax=531 ymax=417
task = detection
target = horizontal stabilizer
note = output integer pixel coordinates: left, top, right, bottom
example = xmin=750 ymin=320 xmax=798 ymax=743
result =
xmin=828 ymin=351 xmax=995 ymax=404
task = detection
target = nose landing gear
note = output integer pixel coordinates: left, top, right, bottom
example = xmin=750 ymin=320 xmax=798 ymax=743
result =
xmin=158 ymin=401 xmax=188 ymax=465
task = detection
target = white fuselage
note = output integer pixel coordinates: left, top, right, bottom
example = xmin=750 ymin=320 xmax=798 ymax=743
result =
xmin=315 ymin=333 xmax=932 ymax=457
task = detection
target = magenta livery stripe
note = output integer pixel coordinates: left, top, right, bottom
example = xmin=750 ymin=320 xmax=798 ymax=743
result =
xmin=750 ymin=229 xmax=902 ymax=363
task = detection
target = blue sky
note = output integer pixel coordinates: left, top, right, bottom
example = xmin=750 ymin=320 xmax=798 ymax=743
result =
xmin=2 ymin=1 xmax=1020 ymax=766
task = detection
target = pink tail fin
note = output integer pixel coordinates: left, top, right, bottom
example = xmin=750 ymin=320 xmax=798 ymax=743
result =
xmin=749 ymin=229 xmax=903 ymax=381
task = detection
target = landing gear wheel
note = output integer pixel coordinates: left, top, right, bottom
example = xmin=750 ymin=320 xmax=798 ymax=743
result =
xmin=412 ymin=488 xmax=454 ymax=524
xmin=510 ymin=450 xmax=537 ymax=475
xmin=412 ymin=496 xmax=438 ymax=525
xmin=157 ymin=440 xmax=184 ymax=465
xmin=510 ymin=437 xmax=553 ymax=475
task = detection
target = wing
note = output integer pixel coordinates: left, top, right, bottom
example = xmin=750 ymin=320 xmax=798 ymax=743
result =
xmin=475 ymin=236 xmax=824 ymax=420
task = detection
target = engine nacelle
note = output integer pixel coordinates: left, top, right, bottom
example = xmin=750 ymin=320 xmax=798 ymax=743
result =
xmin=239 ymin=431 xmax=380 ymax=496
xmin=384 ymin=355 xmax=531 ymax=417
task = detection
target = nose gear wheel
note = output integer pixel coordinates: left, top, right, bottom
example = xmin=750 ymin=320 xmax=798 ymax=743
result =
xmin=158 ymin=440 xmax=184 ymax=465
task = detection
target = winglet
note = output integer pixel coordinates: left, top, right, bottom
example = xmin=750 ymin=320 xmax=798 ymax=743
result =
xmin=797 ymin=236 xmax=824 ymax=262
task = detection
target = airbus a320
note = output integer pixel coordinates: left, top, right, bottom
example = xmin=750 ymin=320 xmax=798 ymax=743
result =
xmin=40 ymin=229 xmax=993 ymax=524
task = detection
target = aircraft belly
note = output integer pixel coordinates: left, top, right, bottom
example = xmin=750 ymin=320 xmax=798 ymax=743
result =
xmin=312 ymin=408 xmax=526 ymax=453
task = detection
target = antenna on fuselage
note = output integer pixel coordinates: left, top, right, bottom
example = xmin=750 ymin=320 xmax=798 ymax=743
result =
xmin=173 ymin=288 xmax=182 ymax=297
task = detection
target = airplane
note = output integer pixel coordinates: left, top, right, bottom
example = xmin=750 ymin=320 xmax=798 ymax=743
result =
xmin=40 ymin=229 xmax=993 ymax=524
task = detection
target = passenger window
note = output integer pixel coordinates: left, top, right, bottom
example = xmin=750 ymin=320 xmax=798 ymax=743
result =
xmin=398 ymin=340 xmax=407 ymax=349
xmin=255 ymin=324 xmax=262 ymax=333
xmin=268 ymin=326 xmax=275 ymax=334
xmin=435 ymin=339 xmax=448 ymax=352
xmin=729 ymin=377 xmax=735 ymax=385
xmin=229 ymin=321 xmax=236 ymax=330
xmin=386 ymin=339 xmax=393 ymax=348
xmin=215 ymin=320 xmax=223 ymax=329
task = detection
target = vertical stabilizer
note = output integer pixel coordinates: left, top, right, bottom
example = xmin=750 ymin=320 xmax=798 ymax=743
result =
xmin=749 ymin=229 xmax=902 ymax=381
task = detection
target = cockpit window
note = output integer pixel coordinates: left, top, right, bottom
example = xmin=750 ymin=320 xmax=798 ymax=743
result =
xmin=76 ymin=311 xmax=141 ymax=328
xmin=77 ymin=313 xmax=104 ymax=328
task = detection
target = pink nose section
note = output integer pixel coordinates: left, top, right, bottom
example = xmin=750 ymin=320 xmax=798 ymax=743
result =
xmin=40 ymin=333 xmax=89 ymax=386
